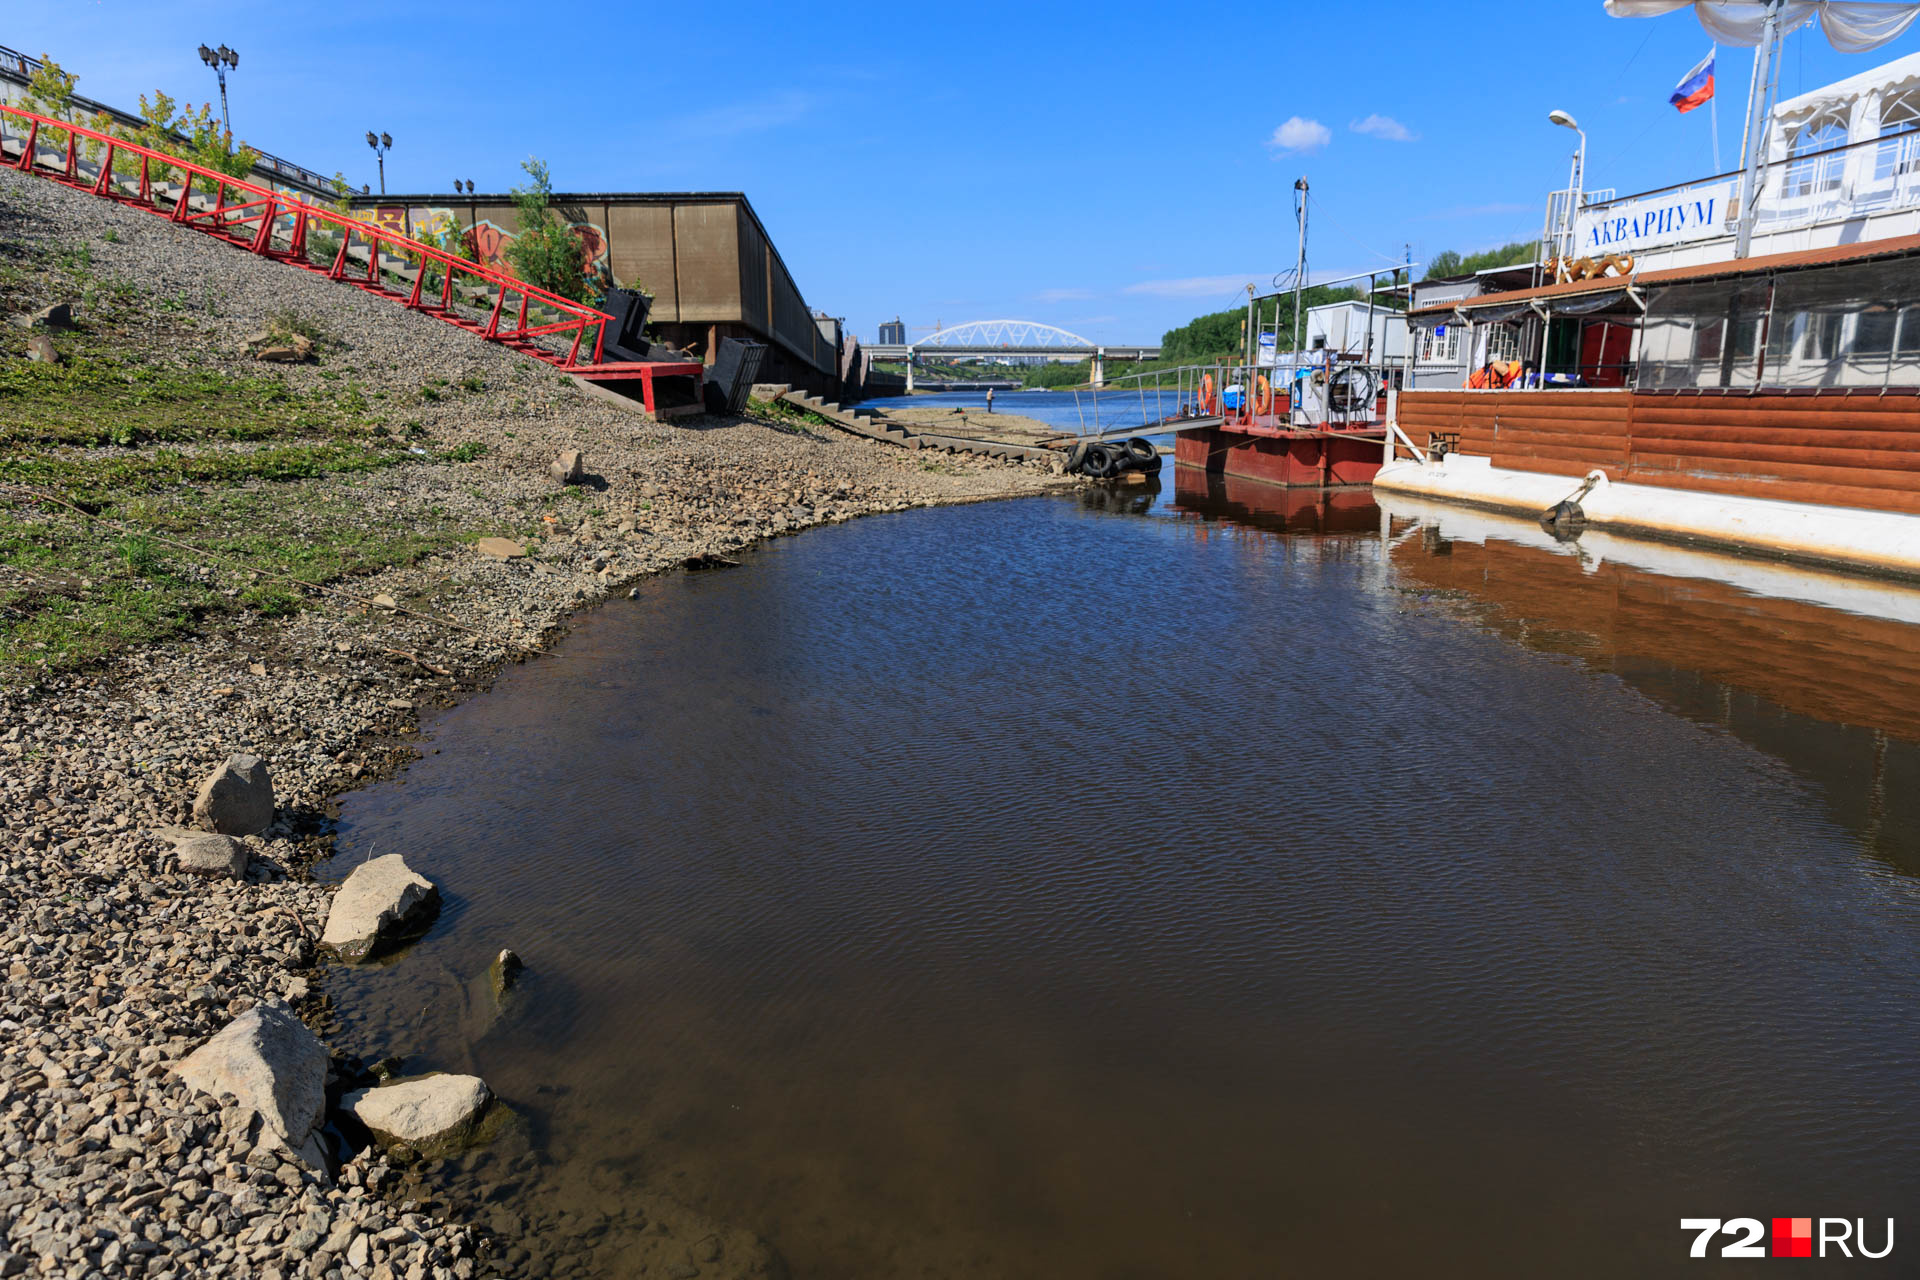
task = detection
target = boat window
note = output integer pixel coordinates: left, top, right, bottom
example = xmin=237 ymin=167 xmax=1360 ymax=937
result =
xmin=1484 ymin=323 xmax=1522 ymax=364
xmin=1763 ymin=259 xmax=1920 ymax=388
xmin=1418 ymin=325 xmax=1460 ymax=365
xmin=1876 ymin=90 xmax=1920 ymax=182
xmin=1784 ymin=109 xmax=1849 ymax=198
xmin=1637 ymin=279 xmax=1769 ymax=389
xmin=1855 ymin=306 xmax=1898 ymax=356
xmin=1898 ymin=306 xmax=1920 ymax=356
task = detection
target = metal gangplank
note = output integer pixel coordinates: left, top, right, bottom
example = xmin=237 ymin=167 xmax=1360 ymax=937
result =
xmin=0 ymin=105 xmax=702 ymax=412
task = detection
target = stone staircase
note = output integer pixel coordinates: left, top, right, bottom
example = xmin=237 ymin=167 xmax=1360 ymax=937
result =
xmin=775 ymin=391 xmax=1056 ymax=463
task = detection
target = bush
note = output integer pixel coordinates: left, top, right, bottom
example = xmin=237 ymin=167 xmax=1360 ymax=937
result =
xmin=504 ymin=158 xmax=590 ymax=302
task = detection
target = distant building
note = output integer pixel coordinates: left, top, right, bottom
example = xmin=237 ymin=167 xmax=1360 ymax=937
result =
xmin=878 ymin=317 xmax=906 ymax=345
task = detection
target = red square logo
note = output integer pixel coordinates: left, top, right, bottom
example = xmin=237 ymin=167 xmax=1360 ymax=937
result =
xmin=1772 ymin=1217 xmax=1812 ymax=1258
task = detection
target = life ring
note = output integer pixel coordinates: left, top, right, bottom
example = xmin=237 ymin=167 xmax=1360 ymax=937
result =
xmin=1199 ymin=373 xmax=1216 ymax=415
xmin=1254 ymin=374 xmax=1272 ymax=416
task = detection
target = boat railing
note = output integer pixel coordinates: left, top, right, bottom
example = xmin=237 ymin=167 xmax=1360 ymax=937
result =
xmin=1059 ymin=360 xmax=1398 ymax=440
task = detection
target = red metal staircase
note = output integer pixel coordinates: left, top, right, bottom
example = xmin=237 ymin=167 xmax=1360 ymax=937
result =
xmin=0 ymin=104 xmax=701 ymax=411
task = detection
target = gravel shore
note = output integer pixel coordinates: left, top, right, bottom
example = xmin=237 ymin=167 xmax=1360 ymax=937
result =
xmin=0 ymin=161 xmax=1071 ymax=1278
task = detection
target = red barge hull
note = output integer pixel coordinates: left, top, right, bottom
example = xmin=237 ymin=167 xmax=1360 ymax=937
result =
xmin=1174 ymin=423 xmax=1384 ymax=488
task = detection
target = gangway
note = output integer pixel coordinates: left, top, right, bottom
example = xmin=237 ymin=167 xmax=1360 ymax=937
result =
xmin=0 ymin=105 xmax=703 ymax=413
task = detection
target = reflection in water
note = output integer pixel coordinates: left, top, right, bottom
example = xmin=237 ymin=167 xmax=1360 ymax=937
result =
xmin=323 ymin=485 xmax=1920 ymax=1279
xmin=1372 ymin=494 xmax=1920 ymax=876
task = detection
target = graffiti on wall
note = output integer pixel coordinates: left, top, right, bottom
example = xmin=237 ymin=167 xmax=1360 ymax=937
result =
xmin=346 ymin=206 xmax=612 ymax=286
xmin=466 ymin=220 xmax=609 ymax=283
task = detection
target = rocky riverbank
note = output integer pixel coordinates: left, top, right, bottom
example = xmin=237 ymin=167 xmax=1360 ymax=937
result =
xmin=0 ymin=159 xmax=1072 ymax=1278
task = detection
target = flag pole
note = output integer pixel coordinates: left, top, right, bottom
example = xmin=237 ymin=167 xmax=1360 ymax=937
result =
xmin=1709 ymin=43 xmax=1722 ymax=173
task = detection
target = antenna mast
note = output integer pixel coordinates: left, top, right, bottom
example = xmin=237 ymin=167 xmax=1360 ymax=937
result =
xmin=1292 ymin=177 xmax=1309 ymax=361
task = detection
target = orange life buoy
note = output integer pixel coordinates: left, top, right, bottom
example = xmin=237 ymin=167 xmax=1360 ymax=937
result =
xmin=1254 ymin=374 xmax=1272 ymax=416
xmin=1199 ymin=373 xmax=1216 ymax=415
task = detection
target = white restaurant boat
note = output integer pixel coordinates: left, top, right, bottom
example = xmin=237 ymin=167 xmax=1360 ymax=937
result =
xmin=1378 ymin=0 xmax=1920 ymax=579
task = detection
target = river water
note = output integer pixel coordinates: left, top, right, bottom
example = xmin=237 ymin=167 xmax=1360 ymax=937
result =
xmin=860 ymin=387 xmax=1182 ymax=437
xmin=322 ymin=469 xmax=1920 ymax=1278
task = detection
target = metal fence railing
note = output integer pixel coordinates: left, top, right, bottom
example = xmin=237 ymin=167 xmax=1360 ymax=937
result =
xmin=1060 ymin=360 xmax=1397 ymax=440
xmin=0 ymin=102 xmax=615 ymax=369
xmin=0 ymin=44 xmax=339 ymax=199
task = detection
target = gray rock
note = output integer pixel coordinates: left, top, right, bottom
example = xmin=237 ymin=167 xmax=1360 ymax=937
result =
xmin=192 ymin=754 xmax=275 ymax=835
xmin=30 ymin=301 xmax=72 ymax=328
xmin=24 ymin=335 xmax=56 ymax=364
xmin=173 ymin=1007 xmax=330 ymax=1171
xmin=549 ymin=451 xmax=584 ymax=484
xmin=175 ymin=833 xmax=248 ymax=879
xmin=321 ymin=854 xmax=438 ymax=962
xmin=488 ymin=949 xmax=523 ymax=1003
xmin=343 ymin=1074 xmax=492 ymax=1155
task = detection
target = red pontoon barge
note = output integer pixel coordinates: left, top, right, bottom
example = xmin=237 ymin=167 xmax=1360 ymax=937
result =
xmin=1171 ymin=353 xmax=1390 ymax=488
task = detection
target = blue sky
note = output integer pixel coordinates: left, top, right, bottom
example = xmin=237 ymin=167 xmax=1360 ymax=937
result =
xmin=11 ymin=1 xmax=1911 ymax=344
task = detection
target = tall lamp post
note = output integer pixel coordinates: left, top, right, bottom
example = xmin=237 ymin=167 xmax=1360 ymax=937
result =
xmin=366 ymin=131 xmax=392 ymax=196
xmin=1548 ymin=109 xmax=1587 ymax=262
xmin=197 ymin=44 xmax=238 ymax=150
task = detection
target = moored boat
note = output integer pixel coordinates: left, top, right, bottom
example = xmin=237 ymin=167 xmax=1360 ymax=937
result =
xmin=1379 ymin=8 xmax=1920 ymax=579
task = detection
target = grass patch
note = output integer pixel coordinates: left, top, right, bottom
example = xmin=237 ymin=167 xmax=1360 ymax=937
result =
xmin=747 ymin=395 xmax=829 ymax=435
xmin=0 ymin=352 xmax=350 ymax=448
xmin=0 ymin=485 xmax=481 ymax=677
xmin=0 ymin=310 xmax=486 ymax=681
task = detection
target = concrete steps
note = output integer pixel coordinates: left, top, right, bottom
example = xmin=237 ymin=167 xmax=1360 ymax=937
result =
xmin=777 ymin=391 xmax=1055 ymax=463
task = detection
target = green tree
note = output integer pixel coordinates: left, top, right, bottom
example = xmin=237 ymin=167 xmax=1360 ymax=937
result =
xmin=97 ymin=90 xmax=258 ymax=194
xmin=504 ymin=158 xmax=590 ymax=302
xmin=1423 ymin=241 xmax=1536 ymax=280
xmin=1161 ymin=286 xmax=1365 ymax=361
xmin=18 ymin=54 xmax=80 ymax=149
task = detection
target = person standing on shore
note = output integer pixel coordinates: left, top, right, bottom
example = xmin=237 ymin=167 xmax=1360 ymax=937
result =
xmin=986 ymin=388 xmax=995 ymax=414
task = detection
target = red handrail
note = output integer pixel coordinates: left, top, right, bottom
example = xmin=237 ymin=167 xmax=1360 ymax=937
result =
xmin=0 ymin=103 xmax=611 ymax=367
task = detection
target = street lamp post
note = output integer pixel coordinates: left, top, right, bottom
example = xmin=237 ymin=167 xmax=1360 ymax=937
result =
xmin=366 ymin=131 xmax=393 ymax=196
xmin=1548 ymin=109 xmax=1587 ymax=263
xmin=197 ymin=44 xmax=239 ymax=150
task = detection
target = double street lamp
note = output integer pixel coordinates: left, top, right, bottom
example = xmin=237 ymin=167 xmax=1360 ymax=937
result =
xmin=366 ymin=131 xmax=393 ymax=196
xmin=197 ymin=44 xmax=238 ymax=150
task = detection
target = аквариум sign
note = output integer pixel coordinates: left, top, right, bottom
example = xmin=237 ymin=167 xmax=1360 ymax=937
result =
xmin=1574 ymin=180 xmax=1735 ymax=253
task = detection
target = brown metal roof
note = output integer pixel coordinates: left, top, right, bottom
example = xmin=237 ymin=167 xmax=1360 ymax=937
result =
xmin=1409 ymin=232 xmax=1920 ymax=317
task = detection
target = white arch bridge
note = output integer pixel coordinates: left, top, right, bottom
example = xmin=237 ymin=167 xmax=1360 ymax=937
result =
xmin=865 ymin=319 xmax=1160 ymax=390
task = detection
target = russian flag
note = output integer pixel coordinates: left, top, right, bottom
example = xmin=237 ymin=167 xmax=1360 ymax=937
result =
xmin=1670 ymin=49 xmax=1715 ymax=114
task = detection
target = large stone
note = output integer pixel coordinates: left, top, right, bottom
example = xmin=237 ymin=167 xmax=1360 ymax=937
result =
xmin=24 ymin=335 xmax=57 ymax=364
xmin=174 ymin=1007 xmax=330 ymax=1170
xmin=488 ymin=948 xmax=524 ymax=1003
xmin=549 ymin=451 xmax=585 ymax=484
xmin=30 ymin=301 xmax=72 ymax=329
xmin=321 ymin=854 xmax=439 ymax=962
xmin=192 ymin=753 xmax=275 ymax=835
xmin=343 ymin=1074 xmax=492 ymax=1155
xmin=175 ymin=833 xmax=248 ymax=879
xmin=475 ymin=537 xmax=526 ymax=560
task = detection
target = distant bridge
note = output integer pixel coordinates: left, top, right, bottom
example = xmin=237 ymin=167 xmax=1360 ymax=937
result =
xmin=867 ymin=319 xmax=1161 ymax=389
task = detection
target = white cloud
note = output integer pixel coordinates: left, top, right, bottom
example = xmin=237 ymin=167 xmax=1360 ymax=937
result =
xmin=1033 ymin=287 xmax=1094 ymax=303
xmin=1269 ymin=117 xmax=1331 ymax=152
xmin=1123 ymin=275 xmax=1260 ymax=299
xmin=1350 ymin=113 xmax=1415 ymax=142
